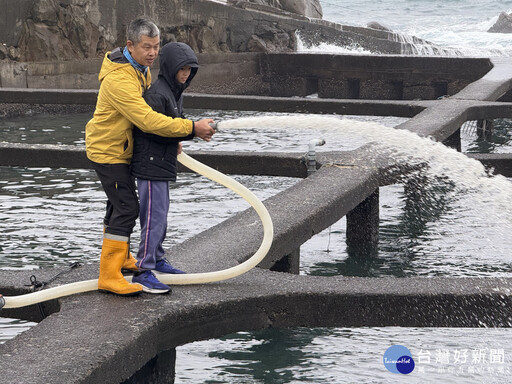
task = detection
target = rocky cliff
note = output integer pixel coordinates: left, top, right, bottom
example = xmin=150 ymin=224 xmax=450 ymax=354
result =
xmin=1 ymin=0 xmax=448 ymax=89
xmin=0 ymin=0 xmax=323 ymax=62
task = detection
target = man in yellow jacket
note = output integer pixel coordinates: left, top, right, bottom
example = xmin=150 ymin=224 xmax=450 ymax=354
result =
xmin=86 ymin=16 xmax=215 ymax=296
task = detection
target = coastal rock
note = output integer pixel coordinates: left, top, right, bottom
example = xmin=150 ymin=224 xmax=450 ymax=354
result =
xmin=17 ymin=0 xmax=104 ymax=61
xmin=7 ymin=46 xmax=21 ymax=61
xmin=0 ymin=0 xmax=424 ymax=69
xmin=367 ymin=21 xmax=392 ymax=32
xmin=279 ymin=0 xmax=322 ymax=18
xmin=0 ymin=44 xmax=7 ymax=60
xmin=7 ymin=0 xmax=321 ymax=62
xmin=487 ymin=12 xmax=512 ymax=33
xmin=247 ymin=24 xmax=294 ymax=52
xmin=0 ymin=44 xmax=21 ymax=61
xmin=244 ymin=0 xmax=323 ymax=18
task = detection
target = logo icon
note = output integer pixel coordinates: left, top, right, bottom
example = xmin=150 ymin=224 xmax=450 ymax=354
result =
xmin=383 ymin=345 xmax=415 ymax=374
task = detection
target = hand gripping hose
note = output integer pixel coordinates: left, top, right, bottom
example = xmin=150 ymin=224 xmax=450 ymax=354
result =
xmin=1 ymin=152 xmax=274 ymax=309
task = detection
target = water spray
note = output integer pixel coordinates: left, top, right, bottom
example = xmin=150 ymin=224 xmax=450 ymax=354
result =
xmin=0 ymin=151 xmax=274 ymax=309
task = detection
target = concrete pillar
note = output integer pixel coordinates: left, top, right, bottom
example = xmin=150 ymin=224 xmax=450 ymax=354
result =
xmin=346 ymin=188 xmax=379 ymax=252
xmin=270 ymin=249 xmax=300 ymax=274
xmin=477 ymin=119 xmax=494 ymax=140
xmin=125 ymin=348 xmax=176 ymax=384
xmin=442 ymin=128 xmax=461 ymax=152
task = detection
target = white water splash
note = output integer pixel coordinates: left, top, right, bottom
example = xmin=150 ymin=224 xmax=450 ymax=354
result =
xmin=219 ymin=115 xmax=512 ymax=222
xmin=296 ymin=32 xmax=372 ymax=55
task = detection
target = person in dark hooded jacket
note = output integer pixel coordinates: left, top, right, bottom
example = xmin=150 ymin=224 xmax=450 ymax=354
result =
xmin=130 ymin=42 xmax=215 ymax=293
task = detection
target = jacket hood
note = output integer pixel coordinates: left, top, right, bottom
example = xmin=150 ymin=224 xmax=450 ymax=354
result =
xmin=99 ymin=47 xmax=131 ymax=82
xmin=158 ymin=42 xmax=198 ymax=94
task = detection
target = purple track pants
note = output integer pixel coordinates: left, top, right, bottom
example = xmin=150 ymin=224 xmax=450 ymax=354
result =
xmin=136 ymin=179 xmax=169 ymax=269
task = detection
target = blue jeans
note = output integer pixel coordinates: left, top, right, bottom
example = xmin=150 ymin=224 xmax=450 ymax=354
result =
xmin=136 ymin=179 xmax=169 ymax=269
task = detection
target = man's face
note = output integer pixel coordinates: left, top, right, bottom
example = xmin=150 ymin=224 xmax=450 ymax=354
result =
xmin=176 ymin=65 xmax=192 ymax=84
xmin=127 ymin=35 xmax=160 ymax=67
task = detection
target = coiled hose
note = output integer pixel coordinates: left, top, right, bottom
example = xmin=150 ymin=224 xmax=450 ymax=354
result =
xmin=0 ymin=152 xmax=274 ymax=309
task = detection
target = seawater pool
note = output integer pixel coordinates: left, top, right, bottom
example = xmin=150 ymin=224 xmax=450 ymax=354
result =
xmin=1 ymin=110 xmax=512 ymax=383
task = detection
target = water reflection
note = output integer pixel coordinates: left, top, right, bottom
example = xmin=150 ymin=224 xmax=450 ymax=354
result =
xmin=303 ymin=179 xmax=512 ymax=279
xmin=0 ymin=317 xmax=37 ymax=344
xmin=462 ymin=119 xmax=512 ymax=154
xmin=176 ymin=327 xmax=512 ymax=383
xmin=0 ymin=112 xmax=90 ymax=145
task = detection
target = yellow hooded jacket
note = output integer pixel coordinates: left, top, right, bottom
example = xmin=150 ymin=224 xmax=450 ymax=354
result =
xmin=85 ymin=51 xmax=194 ymax=164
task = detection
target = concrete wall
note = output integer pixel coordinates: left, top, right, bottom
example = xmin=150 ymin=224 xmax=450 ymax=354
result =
xmin=0 ymin=52 xmax=494 ymax=101
xmin=183 ymin=53 xmax=493 ymax=100
xmin=258 ymin=54 xmax=493 ymax=99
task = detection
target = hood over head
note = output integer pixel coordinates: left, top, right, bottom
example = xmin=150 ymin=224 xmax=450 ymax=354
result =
xmin=158 ymin=42 xmax=198 ymax=96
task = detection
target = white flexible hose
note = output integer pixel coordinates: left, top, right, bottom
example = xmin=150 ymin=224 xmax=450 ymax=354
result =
xmin=1 ymin=152 xmax=274 ymax=309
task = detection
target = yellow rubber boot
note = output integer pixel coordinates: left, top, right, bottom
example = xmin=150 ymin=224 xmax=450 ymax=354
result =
xmin=98 ymin=238 xmax=142 ymax=296
xmin=122 ymin=252 xmax=139 ymax=272
xmin=104 ymin=226 xmax=138 ymax=272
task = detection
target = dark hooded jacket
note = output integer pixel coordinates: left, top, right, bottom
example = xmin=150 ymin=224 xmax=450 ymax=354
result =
xmin=131 ymin=42 xmax=198 ymax=181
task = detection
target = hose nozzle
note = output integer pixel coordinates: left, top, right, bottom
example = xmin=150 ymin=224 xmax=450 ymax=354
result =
xmin=307 ymin=138 xmax=326 ymax=176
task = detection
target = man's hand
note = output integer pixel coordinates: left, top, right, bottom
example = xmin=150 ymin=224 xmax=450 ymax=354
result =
xmin=194 ymin=119 xmax=216 ymax=142
xmin=178 ymin=142 xmax=183 ymax=155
